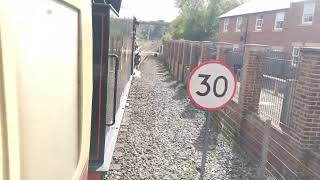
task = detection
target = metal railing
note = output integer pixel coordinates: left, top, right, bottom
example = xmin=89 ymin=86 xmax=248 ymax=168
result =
xmin=258 ymin=51 xmax=296 ymax=128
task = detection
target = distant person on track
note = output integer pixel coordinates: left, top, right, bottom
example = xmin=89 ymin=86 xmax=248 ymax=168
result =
xmin=134 ymin=47 xmax=141 ymax=67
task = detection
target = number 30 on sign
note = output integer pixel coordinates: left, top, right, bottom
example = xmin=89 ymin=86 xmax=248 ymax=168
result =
xmin=187 ymin=61 xmax=237 ymax=111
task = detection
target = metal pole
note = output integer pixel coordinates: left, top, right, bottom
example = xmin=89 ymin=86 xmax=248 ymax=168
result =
xmin=199 ymin=111 xmax=210 ymax=180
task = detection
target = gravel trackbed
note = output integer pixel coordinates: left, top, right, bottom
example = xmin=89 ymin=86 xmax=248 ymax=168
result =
xmin=106 ymin=57 xmax=257 ymax=180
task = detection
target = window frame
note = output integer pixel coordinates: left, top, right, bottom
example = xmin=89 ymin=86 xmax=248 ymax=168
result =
xmin=255 ymin=14 xmax=264 ymax=31
xmin=223 ymin=18 xmax=229 ymax=32
xmin=233 ymin=44 xmax=239 ymax=51
xmin=302 ymin=2 xmax=315 ymax=24
xmin=292 ymin=47 xmax=300 ymax=66
xmin=274 ymin=12 xmax=285 ymax=31
xmin=236 ymin=17 xmax=242 ymax=32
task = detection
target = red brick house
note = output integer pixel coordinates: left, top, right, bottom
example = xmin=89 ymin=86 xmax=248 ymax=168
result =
xmin=218 ymin=0 xmax=320 ymax=59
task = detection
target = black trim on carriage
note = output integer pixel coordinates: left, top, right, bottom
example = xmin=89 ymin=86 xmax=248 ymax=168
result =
xmin=89 ymin=0 xmax=138 ymax=171
xmin=89 ymin=3 xmax=111 ymax=170
xmin=92 ymin=0 xmax=121 ymax=15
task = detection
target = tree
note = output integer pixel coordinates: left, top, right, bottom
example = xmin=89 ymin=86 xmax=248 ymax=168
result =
xmin=175 ymin=0 xmax=206 ymax=10
xmin=164 ymin=0 xmax=241 ymax=41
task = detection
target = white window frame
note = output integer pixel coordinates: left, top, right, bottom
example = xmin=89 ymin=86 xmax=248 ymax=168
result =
xmin=274 ymin=12 xmax=285 ymax=31
xmin=223 ymin=18 xmax=229 ymax=32
xmin=292 ymin=47 xmax=300 ymax=65
xmin=255 ymin=14 xmax=264 ymax=31
xmin=233 ymin=44 xmax=239 ymax=51
xmin=302 ymin=2 xmax=315 ymax=24
xmin=236 ymin=17 xmax=242 ymax=32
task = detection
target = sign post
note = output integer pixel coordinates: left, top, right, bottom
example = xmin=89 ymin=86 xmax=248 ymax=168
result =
xmin=187 ymin=61 xmax=237 ymax=180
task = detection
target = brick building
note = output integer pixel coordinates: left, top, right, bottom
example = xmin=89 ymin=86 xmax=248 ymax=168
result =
xmin=218 ymin=0 xmax=320 ymax=57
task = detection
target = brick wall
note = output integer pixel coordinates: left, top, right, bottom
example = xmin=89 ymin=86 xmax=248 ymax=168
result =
xmin=288 ymin=47 xmax=320 ymax=179
xmin=240 ymin=45 xmax=268 ymax=113
xmin=214 ymin=44 xmax=320 ymax=180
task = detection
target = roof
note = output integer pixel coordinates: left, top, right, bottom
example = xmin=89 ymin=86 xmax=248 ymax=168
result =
xmin=93 ymin=0 xmax=122 ymax=14
xmin=219 ymin=0 xmax=307 ymax=18
xmin=107 ymin=0 xmax=122 ymax=13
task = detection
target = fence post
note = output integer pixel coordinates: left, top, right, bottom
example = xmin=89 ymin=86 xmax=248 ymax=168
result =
xmin=190 ymin=42 xmax=201 ymax=71
xmin=280 ymin=79 xmax=294 ymax=127
xmin=176 ymin=41 xmax=183 ymax=81
xmin=168 ymin=41 xmax=172 ymax=70
xmin=183 ymin=41 xmax=191 ymax=85
xmin=163 ymin=42 xmax=168 ymax=66
xmin=189 ymin=42 xmax=193 ymax=69
xmin=179 ymin=41 xmax=186 ymax=82
xmin=199 ymin=42 xmax=204 ymax=64
xmin=200 ymin=41 xmax=214 ymax=63
xmin=169 ymin=41 xmax=174 ymax=73
xmin=199 ymin=42 xmax=208 ymax=63
xmin=166 ymin=42 xmax=169 ymax=66
xmin=161 ymin=45 xmax=163 ymax=55
xmin=175 ymin=41 xmax=179 ymax=77
xmin=174 ymin=41 xmax=180 ymax=79
xmin=171 ymin=41 xmax=176 ymax=74
xmin=257 ymin=119 xmax=271 ymax=180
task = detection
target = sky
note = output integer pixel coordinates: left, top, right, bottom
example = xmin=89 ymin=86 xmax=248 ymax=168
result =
xmin=126 ymin=0 xmax=302 ymax=22
xmin=127 ymin=0 xmax=179 ymax=22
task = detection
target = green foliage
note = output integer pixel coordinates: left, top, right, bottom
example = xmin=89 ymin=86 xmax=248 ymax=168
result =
xmin=165 ymin=0 xmax=241 ymax=41
xmin=175 ymin=0 xmax=206 ymax=10
xmin=137 ymin=21 xmax=168 ymax=40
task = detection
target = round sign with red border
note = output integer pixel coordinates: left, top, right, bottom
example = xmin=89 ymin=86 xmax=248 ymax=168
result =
xmin=187 ymin=61 xmax=237 ymax=111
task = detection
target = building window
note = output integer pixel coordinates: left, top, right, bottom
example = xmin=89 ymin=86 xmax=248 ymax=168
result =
xmin=224 ymin=18 xmax=229 ymax=32
xmin=255 ymin=15 xmax=263 ymax=31
xmin=233 ymin=44 xmax=239 ymax=51
xmin=274 ymin=12 xmax=285 ymax=31
xmin=302 ymin=2 xmax=315 ymax=24
xmin=236 ymin=17 xmax=242 ymax=32
xmin=292 ymin=47 xmax=300 ymax=65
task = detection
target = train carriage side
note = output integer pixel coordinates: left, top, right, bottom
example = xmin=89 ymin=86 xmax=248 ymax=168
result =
xmin=0 ymin=1 xmax=93 ymax=180
xmin=89 ymin=1 xmax=136 ymax=179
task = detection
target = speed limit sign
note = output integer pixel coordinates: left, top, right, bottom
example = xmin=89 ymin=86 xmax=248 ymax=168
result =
xmin=187 ymin=61 xmax=237 ymax=111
